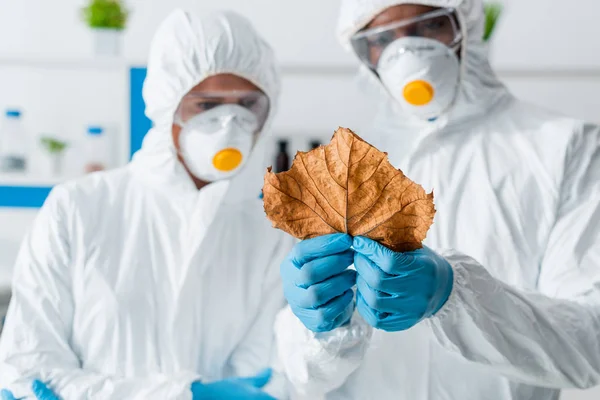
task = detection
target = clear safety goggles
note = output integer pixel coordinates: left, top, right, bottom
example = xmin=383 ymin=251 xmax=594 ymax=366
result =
xmin=174 ymin=90 xmax=270 ymax=129
xmin=350 ymin=7 xmax=462 ymax=69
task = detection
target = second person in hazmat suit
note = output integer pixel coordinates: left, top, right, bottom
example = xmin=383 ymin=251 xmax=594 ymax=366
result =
xmin=0 ymin=9 xmax=294 ymax=400
xmin=275 ymin=1 xmax=600 ymax=399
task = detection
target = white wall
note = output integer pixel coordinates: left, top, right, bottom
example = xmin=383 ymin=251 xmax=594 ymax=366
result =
xmin=0 ymin=1 xmax=599 ymax=397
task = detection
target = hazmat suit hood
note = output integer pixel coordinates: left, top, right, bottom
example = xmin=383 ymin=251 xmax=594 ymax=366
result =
xmin=131 ymin=9 xmax=280 ymax=204
xmin=337 ymin=0 xmax=510 ymax=135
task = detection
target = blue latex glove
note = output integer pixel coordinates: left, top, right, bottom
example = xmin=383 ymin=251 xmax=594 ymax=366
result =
xmin=0 ymin=390 xmax=16 ymax=400
xmin=353 ymin=237 xmax=453 ymax=332
xmin=281 ymin=234 xmax=357 ymax=332
xmin=1 ymin=380 xmax=59 ymax=400
xmin=191 ymin=368 xmax=276 ymax=399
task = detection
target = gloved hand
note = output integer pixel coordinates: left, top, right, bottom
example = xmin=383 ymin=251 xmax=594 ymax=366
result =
xmin=353 ymin=236 xmax=453 ymax=332
xmin=281 ymin=234 xmax=356 ymax=332
xmin=191 ymin=368 xmax=276 ymax=399
xmin=1 ymin=380 xmax=59 ymax=400
xmin=0 ymin=390 xmax=16 ymax=400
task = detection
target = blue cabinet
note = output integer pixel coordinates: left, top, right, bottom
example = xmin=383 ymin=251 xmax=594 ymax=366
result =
xmin=0 ymin=185 xmax=52 ymax=208
xmin=130 ymin=67 xmax=152 ymax=158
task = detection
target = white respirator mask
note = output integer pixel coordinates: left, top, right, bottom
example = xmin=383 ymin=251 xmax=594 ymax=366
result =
xmin=177 ymin=104 xmax=259 ymax=182
xmin=376 ymin=37 xmax=460 ymax=121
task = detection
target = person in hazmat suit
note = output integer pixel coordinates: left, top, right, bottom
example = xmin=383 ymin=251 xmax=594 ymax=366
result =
xmin=275 ymin=1 xmax=600 ymax=399
xmin=0 ymin=9 xmax=294 ymax=400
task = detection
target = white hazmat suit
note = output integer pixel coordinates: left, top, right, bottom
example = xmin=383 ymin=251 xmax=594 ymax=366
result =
xmin=275 ymin=0 xmax=600 ymax=399
xmin=0 ymin=9 xmax=294 ymax=400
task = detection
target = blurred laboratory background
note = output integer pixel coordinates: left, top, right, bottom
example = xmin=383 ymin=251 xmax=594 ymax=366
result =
xmin=0 ymin=1 xmax=598 ymax=398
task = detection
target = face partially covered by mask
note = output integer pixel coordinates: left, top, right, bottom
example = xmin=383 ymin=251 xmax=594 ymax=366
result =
xmin=174 ymin=89 xmax=269 ymax=182
xmin=351 ymin=7 xmax=462 ymax=120
xmin=377 ymin=36 xmax=460 ymax=120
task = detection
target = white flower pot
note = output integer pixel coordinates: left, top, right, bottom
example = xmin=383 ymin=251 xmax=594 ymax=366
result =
xmin=50 ymin=153 xmax=65 ymax=177
xmin=92 ymin=28 xmax=122 ymax=57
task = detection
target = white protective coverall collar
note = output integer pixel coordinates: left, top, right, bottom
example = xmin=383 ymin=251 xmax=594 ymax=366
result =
xmin=0 ymin=9 xmax=295 ymax=400
xmin=274 ymin=1 xmax=600 ymax=399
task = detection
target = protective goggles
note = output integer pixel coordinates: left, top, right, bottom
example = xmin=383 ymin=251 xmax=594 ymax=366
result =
xmin=350 ymin=7 xmax=462 ymax=69
xmin=175 ymin=90 xmax=270 ymax=129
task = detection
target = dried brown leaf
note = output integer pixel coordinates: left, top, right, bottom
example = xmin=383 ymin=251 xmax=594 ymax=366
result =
xmin=263 ymin=127 xmax=435 ymax=252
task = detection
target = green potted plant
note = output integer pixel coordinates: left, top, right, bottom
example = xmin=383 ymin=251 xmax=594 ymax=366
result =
xmin=483 ymin=2 xmax=503 ymax=43
xmin=40 ymin=136 xmax=69 ymax=177
xmin=82 ymin=0 xmax=129 ymax=56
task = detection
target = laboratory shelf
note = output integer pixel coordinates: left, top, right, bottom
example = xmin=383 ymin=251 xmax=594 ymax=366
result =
xmin=0 ymin=174 xmax=60 ymax=208
xmin=0 ymin=186 xmax=52 ymax=208
xmin=0 ymin=173 xmax=62 ymax=207
xmin=0 ymin=173 xmax=64 ymax=187
xmin=0 ymin=67 xmax=152 ymax=209
xmin=0 ymin=55 xmax=145 ymax=70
